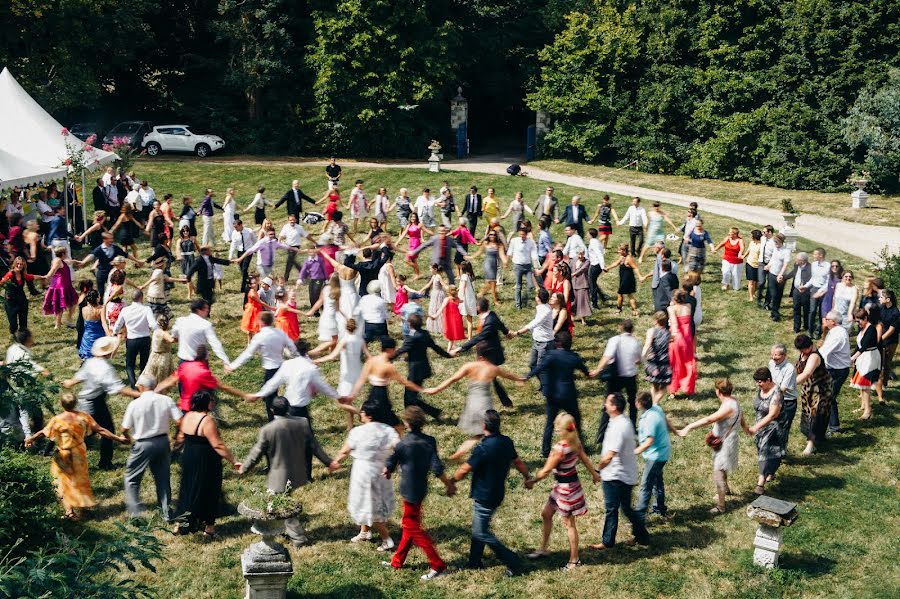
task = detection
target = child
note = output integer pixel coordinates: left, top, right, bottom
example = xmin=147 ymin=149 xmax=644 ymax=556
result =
xmin=432 ymin=285 xmax=464 ymax=351
xmin=241 ymin=277 xmax=271 ymax=342
xmin=275 ymin=289 xmax=302 ymax=342
xmin=393 ymin=274 xmax=410 ymax=315
xmin=526 ymin=411 xmax=600 ymax=570
xmin=382 ymin=406 xmax=455 ymax=580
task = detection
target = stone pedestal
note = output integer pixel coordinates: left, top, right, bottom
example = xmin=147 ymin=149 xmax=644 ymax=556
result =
xmin=428 ymin=140 xmax=443 ymax=172
xmin=851 ymin=189 xmax=868 ymax=209
xmin=239 ymin=504 xmax=294 ymax=599
xmin=780 ymin=213 xmax=798 ymax=252
xmin=747 ymin=495 xmax=797 ymax=570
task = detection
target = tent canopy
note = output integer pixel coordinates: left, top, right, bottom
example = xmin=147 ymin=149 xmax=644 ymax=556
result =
xmin=0 ymin=67 xmax=118 ymax=191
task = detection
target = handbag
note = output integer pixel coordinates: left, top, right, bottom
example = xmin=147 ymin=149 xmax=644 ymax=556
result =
xmin=705 ymin=406 xmax=740 ymax=452
xmin=598 ymin=363 xmax=615 ymax=382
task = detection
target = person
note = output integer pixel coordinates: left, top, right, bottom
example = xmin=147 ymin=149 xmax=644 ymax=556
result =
xmin=392 ymin=313 xmax=450 ymax=420
xmin=526 ymin=411 xmax=600 ymax=570
xmin=92 ymin=177 xmax=109 ymax=212
xmin=821 ymin=260 xmax=843 ymax=317
xmin=382 ymin=406 xmax=455 ymax=579
xmin=638 ymin=202 xmax=677 ymax=263
xmin=606 ymin=243 xmax=645 ymax=316
xmin=537 ymin=216 xmax=553 ymax=265
xmin=109 ymin=203 xmax=143 ymax=259
xmin=156 ymin=343 xmax=245 ymax=413
xmin=561 ymin=224 xmax=586 ymax=261
xmin=276 ymin=179 xmax=316 ymax=219
xmin=819 ymin=310 xmax=851 ymax=434
xmin=346 ymin=179 xmax=369 ymax=233
xmin=452 ymin=410 xmax=531 ymax=575
xmin=526 ymin=331 xmax=590 ymax=458
xmin=141 ymin=314 xmax=177 ymax=384
xmin=186 ymin=245 xmax=231 ymax=307
xmin=78 ymin=290 xmax=106 ymax=360
xmin=587 ymin=228 xmax=607 ymax=307
xmin=684 ymin=219 xmax=716 ymax=274
xmin=140 ymin=256 xmax=186 ymax=319
xmin=350 ymin=337 xmax=426 ymax=430
xmin=24 ymin=394 xmax=127 ymax=520
xmin=330 ymin=399 xmax=400 ymax=551
xmin=764 ymin=233 xmax=791 ymax=321
xmin=4 ymin=329 xmax=50 ymax=441
xmin=792 ymin=333 xmax=834 ymax=456
xmin=2 ymin=256 xmax=45 ymax=336
xmin=512 ymin=288 xmax=555 ymax=393
xmin=414 ymin=188 xmax=437 ymax=229
xmin=397 ymin=213 xmax=431 ymax=281
xmin=481 ymin=187 xmax=501 ymax=227
xmin=359 ymin=280 xmax=389 ymax=344
xmin=176 ymin=225 xmax=198 ymax=299
xmin=120 ymin=373 xmax=183 ymax=519
xmin=326 ymin=156 xmax=342 ymax=189
xmin=173 ymin=390 xmax=241 ymax=537
xmin=787 ymin=252 xmax=814 ymax=334
xmin=457 ymin=261 xmax=477 ymax=337
xmin=591 ymin=319 xmax=642 ymax=445
xmin=849 ymin=309 xmax=880 ymax=421
xmin=832 ymin=269 xmax=859 ymax=329
xmin=317 ymin=186 xmax=342 ymax=230
xmin=240 ymin=396 xmax=332 ymax=547
xmin=274 ymin=289 xmax=302 ymax=342
xmin=500 ymin=191 xmax=533 ymax=232
xmin=642 ymin=311 xmax=673 ymax=405
xmin=409 ymin=224 xmax=468 ymax=285
xmin=560 ymin=195 xmax=589 ymax=238
xmin=533 ymin=185 xmax=559 ymax=224
xmin=768 ymin=343 xmax=798 ymax=449
xmin=232 ymin=227 xmax=299 ymax=279
xmin=808 ymin=248 xmax=830 ymax=338
xmin=471 ymin=229 xmax=508 ymax=305
xmin=228 ymin=219 xmax=258 ymax=296
xmin=634 ymin=392 xmax=674 ymax=519
xmin=749 ymin=368 xmax=785 ymax=495
xmin=219 ymin=188 xmax=239 ymax=243
xmin=677 ymin=379 xmax=746 ymax=514
xmin=859 ymin=276 xmax=883 ymax=312
xmin=240 ymin=277 xmax=268 ymax=341
xmin=244 ymin=185 xmax=269 ymax=226
xmin=313 ymin=318 xmax=368 ymax=430
xmin=112 ymin=290 xmax=158 ymax=388
xmin=667 ymin=289 xmax=697 ymax=397
xmin=589 ymin=392 xmax=650 ymax=550
xmin=41 ymin=246 xmax=78 ymax=329
xmin=571 ymin=249 xmax=592 ymax=324
xmin=278 ymin=213 xmax=309 ymax=280
xmin=62 ymin=336 xmax=140 ymax=469
xmin=462 ymin=186 xmax=483 ymax=235
xmin=299 ymin=244 xmax=327 ymax=312
xmin=715 ymin=227 xmax=744 ymax=291
xmin=171 ymin=298 xmax=231 ymax=367
xmin=426 ymin=341 xmax=525 ymax=460
xmin=394 ymin=187 xmax=413 ymax=229
xmin=649 ymin=256 xmax=678 ymax=313
xmin=197 ymin=189 xmax=221 ymax=247
xmin=618 ymin=196 xmax=648 ymax=256
xmin=433 ymin=284 xmax=465 ymax=350
xmin=455 ymin=298 xmax=514 ymax=407
xmin=228 ymin=310 xmax=299 ymax=419
xmin=876 ymin=290 xmax=898 ymax=405
xmin=742 ymin=229 xmax=763 ymax=301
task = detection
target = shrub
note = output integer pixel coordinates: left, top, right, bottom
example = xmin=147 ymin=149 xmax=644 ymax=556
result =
xmin=0 ymin=449 xmax=60 ymax=553
xmin=874 ymin=246 xmax=900 ymax=293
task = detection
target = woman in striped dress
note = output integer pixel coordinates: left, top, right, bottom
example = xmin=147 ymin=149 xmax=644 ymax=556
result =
xmin=526 ymin=412 xmax=600 ymax=571
xmin=795 ymin=334 xmax=834 ymax=455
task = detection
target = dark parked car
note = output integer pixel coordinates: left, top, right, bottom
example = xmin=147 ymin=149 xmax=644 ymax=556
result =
xmin=69 ymin=122 xmax=103 ymax=142
xmin=102 ymin=121 xmax=153 ymax=149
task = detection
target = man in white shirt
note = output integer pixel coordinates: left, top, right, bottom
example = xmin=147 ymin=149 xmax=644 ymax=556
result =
xmin=125 ymin=183 xmax=142 ymax=212
xmin=138 ymin=180 xmax=156 ymax=219
xmin=414 ymin=188 xmax=436 ymax=228
xmin=589 ymin=392 xmax=649 ymax=550
xmin=171 ymin=298 xmax=230 ymax=367
xmin=755 ymin=225 xmax=775 ymax=306
xmin=591 ymin=319 xmax=642 ymax=445
xmin=228 ymin=219 xmax=257 ymax=295
xmin=226 ymin=311 xmax=298 ymax=420
xmin=279 ymin=213 xmax=309 ymax=281
xmin=768 ymin=343 xmax=798 ymax=447
xmin=562 ymin=225 xmax=587 ymax=261
xmin=512 ymin=289 xmax=555 ymax=389
xmin=359 ymin=281 xmax=389 ymax=343
xmin=819 ymin=310 xmax=852 ymax=433
xmin=2 ymin=329 xmax=49 ymax=440
xmin=808 ymin=248 xmax=830 ymax=338
xmin=121 ymin=374 xmax=183 ymax=519
xmin=113 ymin=290 xmax=158 ymax=388
xmin=764 ymin=233 xmax=791 ymax=321
xmin=506 ymin=227 xmax=539 ymax=309
xmin=233 ymin=228 xmax=298 ymax=279
xmin=587 ymin=228 xmax=608 ymax=307
xmin=618 ymin=196 xmax=648 ymax=256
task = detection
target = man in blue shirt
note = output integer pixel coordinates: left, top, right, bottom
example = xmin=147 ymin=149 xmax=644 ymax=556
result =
xmin=453 ymin=410 xmax=532 ymax=575
xmin=634 ymin=392 xmax=675 ymax=518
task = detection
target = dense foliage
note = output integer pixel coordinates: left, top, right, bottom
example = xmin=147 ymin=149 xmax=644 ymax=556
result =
xmin=0 ymin=449 xmax=59 ymax=552
xmin=528 ymin=0 xmax=900 ymax=192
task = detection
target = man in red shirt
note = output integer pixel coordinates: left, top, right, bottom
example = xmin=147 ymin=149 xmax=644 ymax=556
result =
xmin=155 ymin=345 xmax=245 ymax=411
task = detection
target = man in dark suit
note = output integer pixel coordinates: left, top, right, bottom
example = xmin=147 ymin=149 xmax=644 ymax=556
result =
xmin=92 ymin=177 xmax=108 ymax=212
xmin=526 ymin=331 xmax=590 ymax=457
xmin=409 ymin=225 xmax=468 ymax=285
xmin=186 ymin=245 xmax=231 ymax=308
xmin=559 ymin=195 xmax=589 ymax=238
xmin=656 ymin=259 xmax=679 ymax=312
xmin=238 ymin=396 xmax=332 ymax=547
xmin=454 ymin=298 xmax=513 ymax=407
xmin=463 ymin=186 xmax=483 ymax=236
xmin=533 ymin=185 xmax=559 ymax=223
xmin=786 ymin=252 xmax=813 ymax=334
xmin=393 ymin=313 xmax=451 ymax=420
xmin=275 ymin=179 xmax=317 ymax=218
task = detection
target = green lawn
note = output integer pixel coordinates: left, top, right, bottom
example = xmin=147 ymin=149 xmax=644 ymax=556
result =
xmin=530 ymin=159 xmax=900 ymax=229
xmin=16 ymin=161 xmax=899 ymax=598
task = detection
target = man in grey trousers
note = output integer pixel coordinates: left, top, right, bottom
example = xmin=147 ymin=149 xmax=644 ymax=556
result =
xmin=121 ymin=374 xmax=183 ymax=519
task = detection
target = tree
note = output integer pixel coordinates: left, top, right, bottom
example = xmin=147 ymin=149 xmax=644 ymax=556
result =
xmin=844 ymin=69 xmax=900 ymax=193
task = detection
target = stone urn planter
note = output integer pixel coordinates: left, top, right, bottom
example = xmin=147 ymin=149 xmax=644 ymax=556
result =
xmin=238 ymin=500 xmax=303 ymax=599
xmin=428 ymin=139 xmax=443 ymax=173
xmin=779 ymin=199 xmax=799 ymax=251
xmin=847 ymin=171 xmax=871 ymax=209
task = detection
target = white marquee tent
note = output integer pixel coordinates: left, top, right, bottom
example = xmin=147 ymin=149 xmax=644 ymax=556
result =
xmin=0 ymin=67 xmax=117 ymax=215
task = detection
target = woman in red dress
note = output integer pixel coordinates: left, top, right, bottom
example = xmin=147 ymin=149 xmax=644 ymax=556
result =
xmin=317 ymin=187 xmax=342 ymax=233
xmin=240 ymin=277 xmax=272 ymax=342
xmin=667 ymin=289 xmax=697 ymax=397
xmin=433 ymin=285 xmax=465 ymax=352
xmin=549 ymin=261 xmax=573 ymax=318
xmin=275 ymin=289 xmax=302 ymax=342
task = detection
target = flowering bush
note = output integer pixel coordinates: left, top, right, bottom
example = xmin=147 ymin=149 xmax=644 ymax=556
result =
xmin=59 ymin=127 xmax=101 ymax=173
xmin=101 ymin=136 xmax=144 ymax=174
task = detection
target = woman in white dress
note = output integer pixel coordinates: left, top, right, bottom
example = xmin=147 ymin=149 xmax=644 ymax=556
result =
xmin=307 ymin=275 xmax=342 ymax=356
xmin=314 ymin=318 xmax=369 ymax=430
xmin=220 ymin=187 xmax=238 ymax=242
xmin=318 ymin=249 xmax=361 ymax=335
xmin=677 ymin=378 xmax=747 ymax=514
xmin=832 ymin=270 xmax=859 ymax=329
xmin=330 ymin=399 xmax=399 ymax=551
xmin=419 ymin=264 xmax=445 ymax=336
xmin=500 ymin=191 xmax=533 ymax=232
xmin=457 ymin=261 xmax=477 ymax=338
xmin=686 ymin=271 xmax=703 ymax=328
xmin=378 ymin=253 xmax=397 ymax=306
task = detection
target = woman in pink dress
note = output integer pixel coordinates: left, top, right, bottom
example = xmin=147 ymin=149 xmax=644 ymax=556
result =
xmin=397 ymin=213 xmax=432 ymax=281
xmin=392 ymin=274 xmax=410 ymax=315
xmin=667 ymin=289 xmax=697 ymax=397
xmin=42 ymin=246 xmax=78 ymax=328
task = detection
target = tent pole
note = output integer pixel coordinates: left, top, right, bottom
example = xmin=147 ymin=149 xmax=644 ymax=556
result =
xmin=63 ymin=175 xmax=69 ymax=235
xmin=81 ymin=169 xmax=87 ymax=234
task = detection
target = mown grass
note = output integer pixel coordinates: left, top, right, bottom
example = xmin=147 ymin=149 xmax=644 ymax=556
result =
xmin=16 ymin=161 xmax=899 ymax=599
xmin=530 ymin=159 xmax=900 ymax=229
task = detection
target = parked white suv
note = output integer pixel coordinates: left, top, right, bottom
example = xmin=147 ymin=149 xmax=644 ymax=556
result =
xmin=142 ymin=125 xmax=225 ymax=158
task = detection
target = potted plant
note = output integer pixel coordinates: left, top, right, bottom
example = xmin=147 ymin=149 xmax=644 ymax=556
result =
xmin=238 ymin=485 xmax=302 ymax=597
xmin=238 ymin=484 xmax=304 ymax=539
xmin=780 ymin=198 xmax=799 ymax=229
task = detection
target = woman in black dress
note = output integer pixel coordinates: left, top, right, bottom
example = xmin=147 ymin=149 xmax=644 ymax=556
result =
xmin=146 ymin=201 xmax=167 ymax=248
xmin=174 ymin=390 xmax=241 ymax=537
xmin=1 ymin=256 xmax=46 ymax=335
xmin=177 ymin=226 xmax=197 ymax=299
xmin=606 ymin=243 xmax=644 ymax=317
xmin=110 ymin=203 xmax=142 ymax=259
xmin=75 ymin=211 xmax=109 ymax=249
xmin=180 ymin=196 xmax=198 ymax=240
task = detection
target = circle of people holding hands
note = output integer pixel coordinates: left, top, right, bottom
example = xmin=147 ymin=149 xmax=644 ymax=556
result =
xmin=2 ymin=158 xmax=896 ymax=581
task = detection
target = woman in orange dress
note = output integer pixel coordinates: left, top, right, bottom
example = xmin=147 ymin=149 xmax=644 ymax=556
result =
xmin=275 ymin=289 xmax=302 ymax=342
xmin=25 ymin=394 xmax=126 ymax=520
xmin=240 ymin=277 xmax=271 ymax=342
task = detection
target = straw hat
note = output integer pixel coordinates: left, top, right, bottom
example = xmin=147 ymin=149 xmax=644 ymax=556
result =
xmin=91 ymin=336 xmax=120 ymax=358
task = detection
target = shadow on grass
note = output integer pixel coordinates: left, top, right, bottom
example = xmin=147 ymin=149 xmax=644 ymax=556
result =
xmin=778 ymin=551 xmax=837 ymax=577
xmin=773 ymin=473 xmax=845 ymax=503
xmin=288 ymin=583 xmax=386 ymax=599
